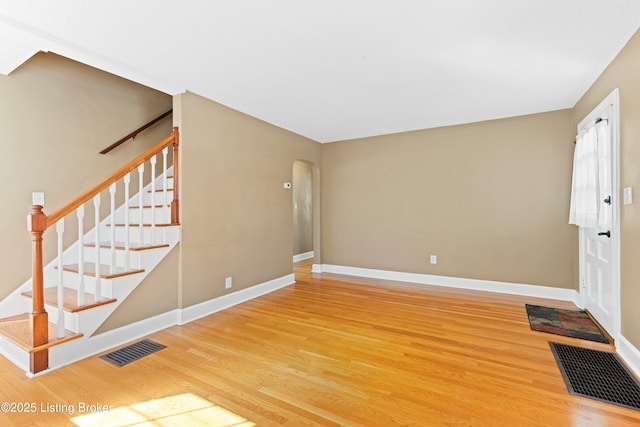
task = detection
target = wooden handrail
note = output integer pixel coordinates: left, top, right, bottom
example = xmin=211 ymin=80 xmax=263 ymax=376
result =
xmin=46 ymin=127 xmax=179 ymax=228
xmin=99 ymin=109 xmax=173 ymax=154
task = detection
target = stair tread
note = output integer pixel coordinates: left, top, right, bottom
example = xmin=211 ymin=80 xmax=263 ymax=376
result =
xmin=60 ymin=263 xmax=144 ymax=279
xmin=22 ymin=288 xmax=117 ymax=313
xmin=0 ymin=314 xmax=83 ymax=353
xmin=128 ymin=204 xmax=169 ymax=209
xmin=85 ymin=241 xmax=170 ymax=251
xmin=148 ymin=188 xmax=174 ymax=193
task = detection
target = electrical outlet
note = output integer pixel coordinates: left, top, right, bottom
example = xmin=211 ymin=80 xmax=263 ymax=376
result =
xmin=225 ymin=277 xmax=232 ymax=289
xmin=430 ymin=255 xmax=437 ymax=265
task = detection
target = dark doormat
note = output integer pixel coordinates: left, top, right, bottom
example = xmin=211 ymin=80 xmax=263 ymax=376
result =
xmin=525 ymin=304 xmax=610 ymax=344
xmin=99 ymin=339 xmax=166 ymax=367
xmin=550 ymin=342 xmax=640 ymax=410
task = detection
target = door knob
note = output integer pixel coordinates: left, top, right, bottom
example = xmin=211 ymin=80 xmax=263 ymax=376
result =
xmin=598 ymin=231 xmax=611 ymax=238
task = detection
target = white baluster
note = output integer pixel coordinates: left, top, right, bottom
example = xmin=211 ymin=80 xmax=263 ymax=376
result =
xmin=56 ymin=218 xmax=65 ymax=338
xmin=76 ymin=205 xmax=85 ymax=306
xmin=150 ymin=155 xmax=157 ymax=246
xmin=162 ymin=147 xmax=169 ymax=219
xmin=93 ymin=194 xmax=102 ymax=300
xmin=138 ymin=164 xmax=145 ymax=252
xmin=109 ymin=183 xmax=116 ymax=274
xmin=124 ymin=173 xmax=131 ymax=271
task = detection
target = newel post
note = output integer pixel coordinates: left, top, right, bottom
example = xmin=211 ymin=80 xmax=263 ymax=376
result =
xmin=171 ymin=126 xmax=180 ymax=225
xmin=27 ymin=193 xmax=49 ymax=374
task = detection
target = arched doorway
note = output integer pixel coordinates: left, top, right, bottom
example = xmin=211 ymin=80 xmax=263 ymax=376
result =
xmin=292 ymin=160 xmax=314 ymax=262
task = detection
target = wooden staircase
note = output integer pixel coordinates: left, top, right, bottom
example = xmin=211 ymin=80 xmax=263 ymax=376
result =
xmin=0 ymin=128 xmax=180 ymax=377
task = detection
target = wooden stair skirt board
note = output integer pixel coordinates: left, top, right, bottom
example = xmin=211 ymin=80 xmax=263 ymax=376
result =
xmin=21 ymin=287 xmax=117 ymax=313
xmin=0 ymin=314 xmax=83 ymax=353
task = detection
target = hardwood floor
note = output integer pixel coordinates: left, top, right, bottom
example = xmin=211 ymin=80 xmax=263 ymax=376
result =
xmin=1 ymin=259 xmax=639 ymax=426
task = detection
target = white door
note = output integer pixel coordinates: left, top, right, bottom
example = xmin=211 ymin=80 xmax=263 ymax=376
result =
xmin=582 ymin=227 xmax=614 ymax=332
xmin=578 ymin=89 xmax=620 ymax=338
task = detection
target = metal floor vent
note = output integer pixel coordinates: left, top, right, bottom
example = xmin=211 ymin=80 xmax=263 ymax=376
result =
xmin=99 ymin=339 xmax=166 ymax=367
xmin=550 ymin=342 xmax=640 ymax=410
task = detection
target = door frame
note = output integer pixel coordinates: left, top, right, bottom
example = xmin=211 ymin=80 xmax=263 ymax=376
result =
xmin=577 ymin=88 xmax=621 ymax=339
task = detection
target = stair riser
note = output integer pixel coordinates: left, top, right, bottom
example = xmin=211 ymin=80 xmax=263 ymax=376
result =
xmin=0 ymin=337 xmax=29 ymax=373
xmin=127 ymin=176 xmax=173 ymax=195
xmin=82 ymin=250 xmax=143 ymax=269
xmin=41 ymin=302 xmax=118 ymax=336
xmin=148 ymin=177 xmax=174 ymax=189
xmin=56 ymin=228 xmax=153 ymax=250
xmin=41 ymin=304 xmax=80 ymax=333
xmin=104 ymin=226 xmax=170 ymax=244
xmin=115 ymin=206 xmax=172 ymax=224
xmin=82 ymin=248 xmax=162 ymax=269
xmin=54 ymin=272 xmax=116 ymax=298
xmin=2 ymin=298 xmax=31 ymax=319
xmin=61 ymin=248 xmax=144 ymax=269
xmin=130 ymin=189 xmax=174 ymax=207
xmin=54 ymin=270 xmax=154 ymax=300
xmin=143 ymin=176 xmax=173 ymax=189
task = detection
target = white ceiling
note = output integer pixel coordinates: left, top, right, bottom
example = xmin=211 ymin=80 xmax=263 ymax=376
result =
xmin=1 ymin=1 xmax=640 ymax=143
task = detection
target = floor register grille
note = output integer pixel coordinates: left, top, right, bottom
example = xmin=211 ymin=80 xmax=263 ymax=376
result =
xmin=99 ymin=339 xmax=166 ymax=367
xmin=550 ymin=342 xmax=640 ymax=410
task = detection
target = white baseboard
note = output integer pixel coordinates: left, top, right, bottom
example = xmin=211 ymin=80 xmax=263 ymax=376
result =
xmin=179 ymin=273 xmax=295 ymax=325
xmin=320 ymin=264 xmax=579 ymax=303
xmin=293 ymin=251 xmax=314 ymax=263
xmin=617 ymin=334 xmax=640 ymax=378
xmin=58 ymin=309 xmax=180 ymax=372
xmin=311 ymin=263 xmax=323 ymax=273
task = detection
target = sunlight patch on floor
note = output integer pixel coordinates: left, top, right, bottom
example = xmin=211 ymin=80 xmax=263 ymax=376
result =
xmin=71 ymin=393 xmax=255 ymax=427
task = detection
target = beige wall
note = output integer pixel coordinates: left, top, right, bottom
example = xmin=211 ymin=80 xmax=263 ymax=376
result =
xmin=95 ymin=247 xmax=179 ymax=333
xmin=293 ymin=160 xmax=313 ymax=255
xmin=573 ymin=28 xmax=640 ymax=347
xmin=174 ymin=92 xmax=321 ymax=308
xmin=322 ymin=110 xmax=576 ymax=288
xmin=0 ymin=53 xmax=173 ymax=300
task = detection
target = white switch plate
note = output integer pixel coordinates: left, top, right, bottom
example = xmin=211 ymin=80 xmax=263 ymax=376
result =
xmin=430 ymin=255 xmax=437 ymax=264
xmin=32 ymin=192 xmax=45 ymax=206
xmin=624 ymin=187 xmax=633 ymax=205
xmin=225 ymin=277 xmax=233 ymax=289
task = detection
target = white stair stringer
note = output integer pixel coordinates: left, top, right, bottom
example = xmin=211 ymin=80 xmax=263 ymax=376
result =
xmin=0 ymin=167 xmax=180 ymax=376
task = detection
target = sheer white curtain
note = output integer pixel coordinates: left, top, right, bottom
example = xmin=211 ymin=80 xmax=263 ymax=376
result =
xmin=596 ymin=122 xmax=612 ymax=228
xmin=569 ymin=120 xmax=611 ymax=228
